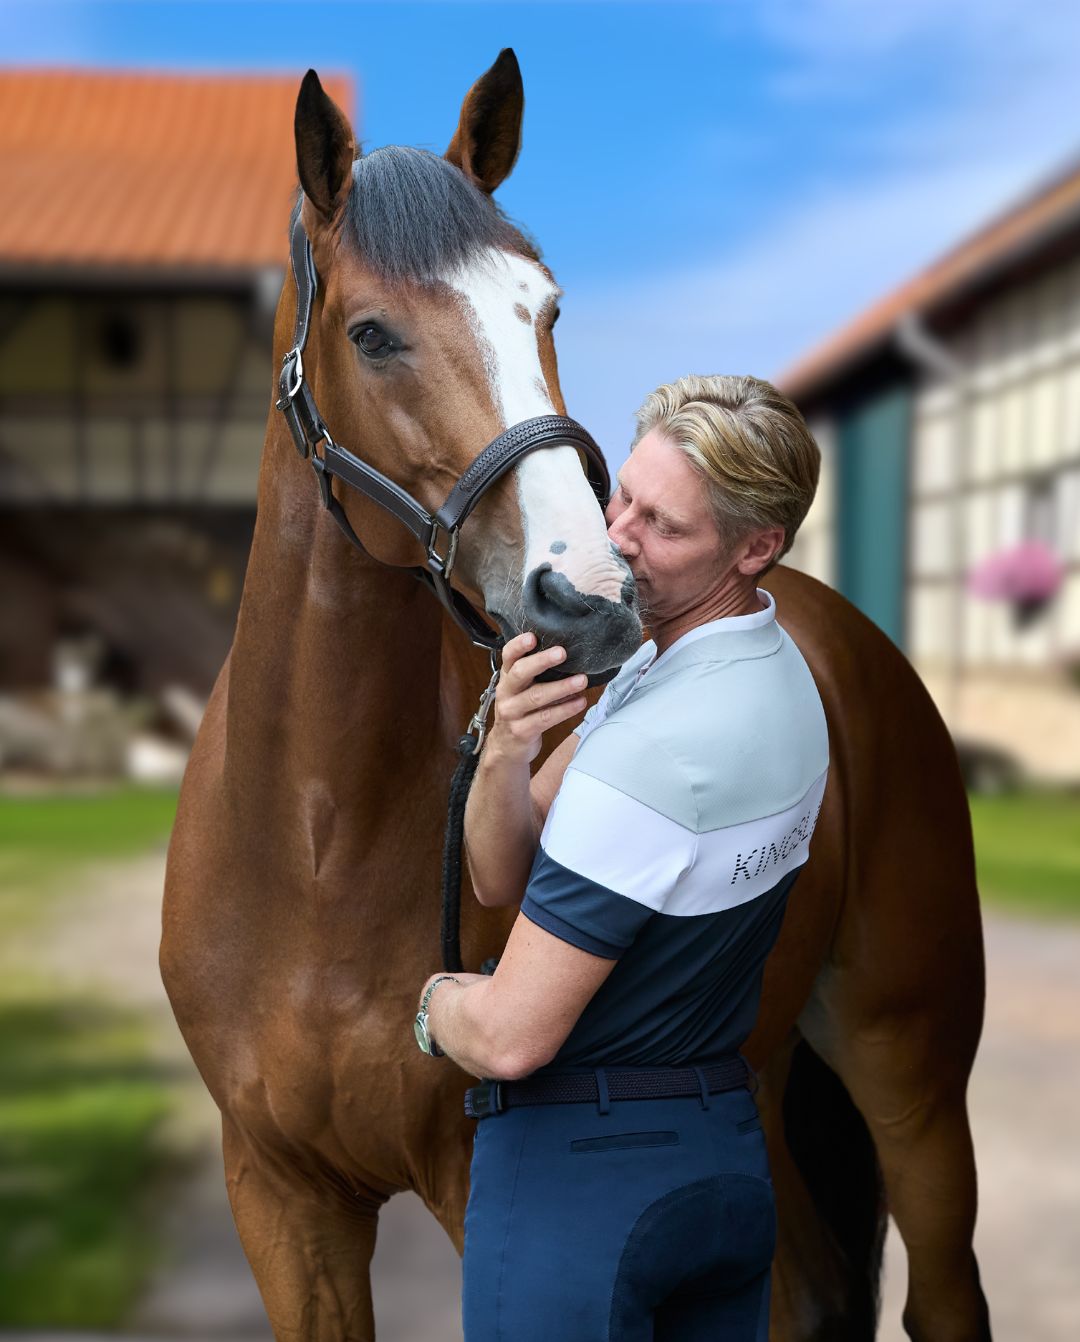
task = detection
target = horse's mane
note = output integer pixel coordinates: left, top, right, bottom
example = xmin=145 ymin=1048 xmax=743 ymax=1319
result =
xmin=291 ymin=145 xmax=538 ymax=284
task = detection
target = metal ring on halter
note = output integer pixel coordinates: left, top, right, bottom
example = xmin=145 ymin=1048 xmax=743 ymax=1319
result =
xmin=427 ymin=522 xmax=460 ymax=580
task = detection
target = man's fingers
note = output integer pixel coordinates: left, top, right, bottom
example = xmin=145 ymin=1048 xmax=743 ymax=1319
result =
xmin=500 ymin=671 xmax=587 ymax=721
xmin=505 ymin=644 xmax=567 ymax=689
xmin=500 ymin=631 xmax=537 ymax=670
xmin=504 ymin=695 xmax=587 ymax=742
xmin=495 ymin=636 xmax=586 ymax=758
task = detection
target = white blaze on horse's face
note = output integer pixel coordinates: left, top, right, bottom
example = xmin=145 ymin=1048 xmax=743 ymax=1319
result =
xmin=444 ymin=249 xmax=630 ymax=610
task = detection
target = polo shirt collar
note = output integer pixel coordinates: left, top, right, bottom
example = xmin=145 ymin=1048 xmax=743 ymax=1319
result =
xmin=638 ymin=587 xmax=780 ymax=682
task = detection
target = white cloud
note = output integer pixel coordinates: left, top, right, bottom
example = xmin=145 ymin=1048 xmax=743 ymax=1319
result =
xmin=758 ymin=0 xmax=1080 ymax=87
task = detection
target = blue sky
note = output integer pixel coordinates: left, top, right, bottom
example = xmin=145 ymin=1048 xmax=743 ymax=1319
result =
xmin=8 ymin=0 xmax=1080 ymax=460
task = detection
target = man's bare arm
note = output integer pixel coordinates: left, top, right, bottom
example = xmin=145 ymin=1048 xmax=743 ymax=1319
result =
xmin=419 ymin=914 xmax=617 ymax=1079
xmin=464 ymin=635 xmax=587 ymax=908
xmin=528 ymin=733 xmax=580 ymax=839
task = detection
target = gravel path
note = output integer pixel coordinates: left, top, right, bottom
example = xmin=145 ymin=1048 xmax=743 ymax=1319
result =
xmin=7 ymin=854 xmax=1078 ymax=1341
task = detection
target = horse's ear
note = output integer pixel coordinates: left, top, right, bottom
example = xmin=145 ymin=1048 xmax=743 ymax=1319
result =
xmin=446 ymin=48 xmax=524 ymax=194
xmin=295 ymin=70 xmax=355 ymax=220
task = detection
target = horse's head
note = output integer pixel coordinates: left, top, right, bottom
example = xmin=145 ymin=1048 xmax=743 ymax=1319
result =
xmin=286 ymin=50 xmax=641 ymax=678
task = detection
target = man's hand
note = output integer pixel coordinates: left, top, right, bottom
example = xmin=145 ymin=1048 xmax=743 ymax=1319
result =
xmin=489 ymin=633 xmax=589 ymax=767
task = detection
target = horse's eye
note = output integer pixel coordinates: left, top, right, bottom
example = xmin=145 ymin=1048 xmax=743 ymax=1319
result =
xmin=354 ymin=324 xmax=393 ymax=358
xmin=551 ymin=305 xmax=561 ymax=327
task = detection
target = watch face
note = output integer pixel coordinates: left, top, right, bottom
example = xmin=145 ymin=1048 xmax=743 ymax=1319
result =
xmin=414 ymin=1013 xmax=431 ymax=1054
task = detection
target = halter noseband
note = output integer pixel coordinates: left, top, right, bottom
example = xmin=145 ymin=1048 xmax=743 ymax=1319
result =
xmin=275 ymin=214 xmax=612 ymax=651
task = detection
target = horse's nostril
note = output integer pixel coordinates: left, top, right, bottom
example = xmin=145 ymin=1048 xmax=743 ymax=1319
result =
xmin=519 ymin=561 xmax=643 ymax=677
xmin=527 ymin=563 xmax=593 ymax=619
xmin=621 ymin=575 xmax=637 ymax=607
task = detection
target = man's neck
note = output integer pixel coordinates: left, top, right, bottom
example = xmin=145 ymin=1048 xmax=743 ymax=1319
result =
xmin=650 ymin=579 xmax=766 ymax=657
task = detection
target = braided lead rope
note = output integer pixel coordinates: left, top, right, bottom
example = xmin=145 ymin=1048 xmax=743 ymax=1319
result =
xmin=440 ymin=736 xmax=480 ymax=973
xmin=440 ymin=661 xmax=501 ymax=973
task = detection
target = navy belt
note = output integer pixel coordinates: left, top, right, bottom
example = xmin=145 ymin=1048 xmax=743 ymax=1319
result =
xmin=465 ymin=1054 xmax=754 ymax=1119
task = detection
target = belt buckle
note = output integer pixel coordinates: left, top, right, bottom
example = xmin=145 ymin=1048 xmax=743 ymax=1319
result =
xmin=465 ymin=1081 xmax=504 ymax=1119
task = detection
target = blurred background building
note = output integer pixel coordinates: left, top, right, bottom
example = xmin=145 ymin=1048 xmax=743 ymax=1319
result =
xmin=782 ymin=161 xmax=1080 ymax=785
xmin=0 ymin=70 xmax=352 ymax=778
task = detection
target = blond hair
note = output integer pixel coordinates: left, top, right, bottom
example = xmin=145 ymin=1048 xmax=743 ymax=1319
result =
xmin=633 ymin=374 xmax=820 ymax=571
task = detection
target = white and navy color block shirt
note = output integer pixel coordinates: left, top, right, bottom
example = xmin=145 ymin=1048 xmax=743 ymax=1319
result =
xmin=520 ymin=588 xmax=830 ymax=1073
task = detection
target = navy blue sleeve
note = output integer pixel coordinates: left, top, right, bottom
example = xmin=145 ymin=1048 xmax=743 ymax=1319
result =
xmin=520 ymin=846 xmax=657 ymax=960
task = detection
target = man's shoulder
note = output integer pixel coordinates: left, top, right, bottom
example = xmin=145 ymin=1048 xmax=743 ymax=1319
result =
xmin=568 ymin=717 xmax=699 ymax=831
xmin=571 ymin=624 xmax=829 ymax=833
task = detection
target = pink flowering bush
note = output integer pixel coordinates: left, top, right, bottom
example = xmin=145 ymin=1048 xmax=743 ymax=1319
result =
xmin=967 ymin=539 xmax=1065 ymax=628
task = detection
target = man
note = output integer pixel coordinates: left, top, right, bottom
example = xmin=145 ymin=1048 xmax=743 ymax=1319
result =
xmin=415 ymin=374 xmax=829 ymax=1340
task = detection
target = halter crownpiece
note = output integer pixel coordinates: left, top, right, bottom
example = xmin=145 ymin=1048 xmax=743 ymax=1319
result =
xmin=275 ymin=213 xmax=612 ymax=652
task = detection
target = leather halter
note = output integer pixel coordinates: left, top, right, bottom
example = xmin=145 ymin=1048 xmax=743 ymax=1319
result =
xmin=275 ymin=214 xmax=612 ymax=651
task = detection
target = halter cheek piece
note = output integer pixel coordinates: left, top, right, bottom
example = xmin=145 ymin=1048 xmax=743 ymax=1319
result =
xmin=275 ymin=214 xmax=612 ymax=653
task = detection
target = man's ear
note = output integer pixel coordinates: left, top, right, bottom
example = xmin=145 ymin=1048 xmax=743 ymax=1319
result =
xmin=445 ymin=48 xmax=524 ymax=194
xmin=295 ymin=70 xmax=355 ymax=220
xmin=738 ymin=527 xmax=787 ymax=576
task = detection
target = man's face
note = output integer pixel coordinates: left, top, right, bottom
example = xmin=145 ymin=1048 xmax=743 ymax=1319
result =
xmin=604 ymin=428 xmax=733 ymax=625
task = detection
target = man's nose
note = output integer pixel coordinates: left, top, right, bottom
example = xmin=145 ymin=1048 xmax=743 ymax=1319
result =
xmin=606 ymin=511 xmax=637 ymax=558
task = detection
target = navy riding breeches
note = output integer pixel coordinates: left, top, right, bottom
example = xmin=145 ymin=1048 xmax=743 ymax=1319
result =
xmin=461 ymin=1073 xmax=776 ymax=1341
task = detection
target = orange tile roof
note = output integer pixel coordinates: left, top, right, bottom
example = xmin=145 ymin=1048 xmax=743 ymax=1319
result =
xmin=0 ymin=69 xmax=355 ymax=272
xmin=780 ymin=153 xmax=1080 ymax=402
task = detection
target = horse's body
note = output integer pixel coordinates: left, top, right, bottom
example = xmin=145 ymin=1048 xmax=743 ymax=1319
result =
xmin=162 ymin=55 xmax=991 ymax=1342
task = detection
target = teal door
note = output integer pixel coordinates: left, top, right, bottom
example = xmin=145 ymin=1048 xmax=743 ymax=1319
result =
xmin=836 ymin=383 xmax=911 ymax=649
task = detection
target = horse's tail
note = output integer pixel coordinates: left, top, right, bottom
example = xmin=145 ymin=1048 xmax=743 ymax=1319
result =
xmin=783 ymin=1036 xmax=888 ymax=1339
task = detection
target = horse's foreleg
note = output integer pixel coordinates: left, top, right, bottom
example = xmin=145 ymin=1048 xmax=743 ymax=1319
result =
xmin=800 ymin=987 xmax=992 ymax=1342
xmin=223 ymin=1114 xmax=385 ymax=1342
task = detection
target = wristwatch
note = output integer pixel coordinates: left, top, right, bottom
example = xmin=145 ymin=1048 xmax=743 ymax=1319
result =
xmin=414 ymin=975 xmax=461 ymax=1057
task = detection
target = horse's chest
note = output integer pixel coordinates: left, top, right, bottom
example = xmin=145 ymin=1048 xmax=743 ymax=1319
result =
xmin=217 ymin=968 xmax=414 ymax=1143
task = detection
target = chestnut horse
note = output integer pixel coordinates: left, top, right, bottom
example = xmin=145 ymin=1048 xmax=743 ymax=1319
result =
xmin=162 ymin=52 xmax=992 ymax=1342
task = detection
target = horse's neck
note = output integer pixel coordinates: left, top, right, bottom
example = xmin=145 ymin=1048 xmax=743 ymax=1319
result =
xmin=224 ymin=423 xmax=459 ymax=813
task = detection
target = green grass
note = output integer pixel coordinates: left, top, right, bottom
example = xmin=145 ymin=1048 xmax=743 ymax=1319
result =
xmin=0 ymin=783 xmax=177 ymax=877
xmin=0 ymin=993 xmax=179 ymax=1327
xmin=0 ymin=786 xmax=183 ymax=1327
xmin=969 ymin=788 xmax=1080 ymax=917
xmin=0 ymin=786 xmax=177 ymax=933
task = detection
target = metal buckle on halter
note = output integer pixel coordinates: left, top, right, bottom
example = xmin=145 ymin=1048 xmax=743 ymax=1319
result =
xmin=464 ymin=1081 xmax=504 ymax=1119
xmin=277 ymin=349 xmax=312 ymax=459
xmin=426 ymin=521 xmax=460 ymax=579
xmin=277 ymin=347 xmax=304 ymax=406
